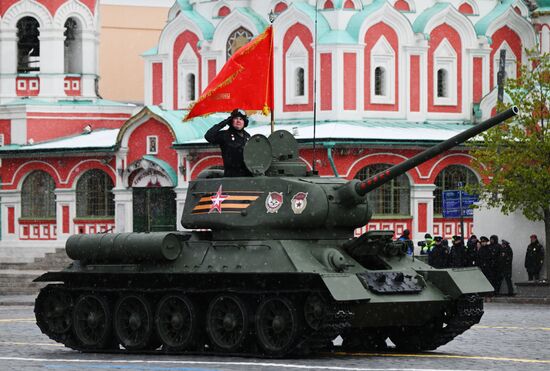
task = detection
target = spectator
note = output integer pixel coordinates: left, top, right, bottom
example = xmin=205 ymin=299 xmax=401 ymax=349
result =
xmin=496 ymin=240 xmax=514 ymax=296
xmin=450 ymin=235 xmax=466 ymax=268
xmin=525 ymin=234 xmax=545 ymax=281
xmin=466 ymin=235 xmax=478 ymax=266
xmin=398 ymin=229 xmax=414 ymax=256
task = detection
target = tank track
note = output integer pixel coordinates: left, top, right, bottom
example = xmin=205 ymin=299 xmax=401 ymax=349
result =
xmin=35 ymin=284 xmax=353 ymax=358
xmin=389 ymin=294 xmax=485 ymax=352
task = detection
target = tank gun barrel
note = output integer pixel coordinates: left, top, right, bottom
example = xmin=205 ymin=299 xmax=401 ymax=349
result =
xmin=355 ymin=106 xmax=518 ymax=196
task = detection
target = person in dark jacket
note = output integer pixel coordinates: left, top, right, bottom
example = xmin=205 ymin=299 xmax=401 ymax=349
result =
xmin=429 ymin=236 xmax=449 ymax=268
xmin=398 ymin=229 xmax=414 ymax=256
xmin=488 ymin=235 xmax=502 ymax=293
xmin=496 ymin=239 xmax=514 ymax=296
xmin=477 ymin=236 xmax=495 ymax=291
xmin=450 ymin=235 xmax=466 ymax=268
xmin=204 ymin=108 xmax=252 ymax=177
xmin=525 ymin=234 xmax=545 ymax=281
xmin=466 ymin=234 xmax=478 ymax=266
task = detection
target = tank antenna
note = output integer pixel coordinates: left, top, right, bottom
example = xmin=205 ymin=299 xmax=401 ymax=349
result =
xmin=312 ymin=0 xmax=319 ymax=174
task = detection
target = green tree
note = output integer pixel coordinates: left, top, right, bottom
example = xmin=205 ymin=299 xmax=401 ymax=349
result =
xmin=468 ymin=50 xmax=550 ymax=279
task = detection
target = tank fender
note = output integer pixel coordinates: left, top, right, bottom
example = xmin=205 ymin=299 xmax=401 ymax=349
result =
xmin=417 ymin=267 xmax=494 ymax=298
xmin=320 ymin=273 xmax=371 ymax=301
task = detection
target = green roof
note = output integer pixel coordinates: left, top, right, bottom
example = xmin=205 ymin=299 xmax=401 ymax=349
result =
xmin=291 ymin=2 xmax=331 ymax=39
xmin=475 ymin=0 xmax=514 ymax=36
xmin=319 ymin=30 xmax=355 ymax=44
xmin=235 ymin=7 xmax=269 ymax=34
xmin=180 ymin=9 xmax=215 ymax=41
xmin=141 ymin=46 xmax=158 ymax=57
xmin=2 ymin=97 xmax=135 ymax=107
xmin=412 ymin=2 xmax=450 ymax=34
xmin=347 ymin=0 xmax=387 ymax=41
xmin=176 ymin=0 xmax=192 ymax=11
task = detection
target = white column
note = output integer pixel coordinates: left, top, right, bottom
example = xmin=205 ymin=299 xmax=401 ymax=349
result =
xmin=113 ymin=189 xmax=133 ymax=233
xmin=80 ymin=29 xmax=98 ymax=98
xmin=55 ymin=188 xmax=76 ymax=240
xmin=0 ymin=28 xmax=18 ymax=103
xmin=38 ymin=28 xmax=66 ymax=98
xmin=175 ymin=150 xmax=191 ymax=231
xmin=410 ymin=184 xmax=436 ymax=250
xmin=0 ymin=190 xmax=21 ymax=243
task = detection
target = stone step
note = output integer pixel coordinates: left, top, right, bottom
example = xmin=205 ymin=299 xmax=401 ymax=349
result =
xmin=0 ymin=247 xmax=71 ymax=271
xmin=0 ymin=270 xmax=46 ymax=295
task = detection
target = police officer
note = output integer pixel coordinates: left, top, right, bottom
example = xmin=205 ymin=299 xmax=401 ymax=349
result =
xmin=204 ymin=108 xmax=252 ymax=177
xmin=525 ymin=234 xmax=545 ymax=281
xmin=450 ymin=235 xmax=466 ymax=268
xmin=420 ymin=233 xmax=435 ymax=255
xmin=477 ymin=236 xmax=495 ymax=291
xmin=429 ymin=236 xmax=449 ymax=268
xmin=496 ymin=239 xmax=514 ymax=296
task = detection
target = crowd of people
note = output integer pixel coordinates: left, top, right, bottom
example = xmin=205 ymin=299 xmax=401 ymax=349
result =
xmin=397 ymin=230 xmax=545 ymax=296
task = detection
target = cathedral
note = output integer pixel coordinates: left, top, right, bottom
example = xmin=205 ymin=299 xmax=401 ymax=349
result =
xmin=0 ymin=0 xmax=548 ymax=262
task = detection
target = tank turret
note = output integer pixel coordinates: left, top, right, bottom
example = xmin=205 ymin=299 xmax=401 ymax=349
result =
xmin=181 ymin=106 xmax=518 ymax=240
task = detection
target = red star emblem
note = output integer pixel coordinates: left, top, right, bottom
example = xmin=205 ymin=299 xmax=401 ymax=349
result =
xmin=209 ymin=185 xmax=229 ymax=213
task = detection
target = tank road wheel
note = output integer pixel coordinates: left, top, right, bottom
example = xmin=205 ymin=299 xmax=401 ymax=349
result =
xmin=114 ymin=294 xmax=154 ymax=350
xmin=155 ymin=295 xmax=197 ymax=351
xmin=206 ymin=295 xmax=249 ymax=352
xmin=35 ymin=287 xmax=73 ymax=339
xmin=304 ymin=294 xmax=326 ymax=331
xmin=255 ymin=297 xmax=299 ymax=356
xmin=73 ymin=294 xmax=112 ymax=349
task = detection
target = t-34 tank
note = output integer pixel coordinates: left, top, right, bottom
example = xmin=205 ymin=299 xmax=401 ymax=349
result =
xmin=34 ymin=107 xmax=517 ymax=357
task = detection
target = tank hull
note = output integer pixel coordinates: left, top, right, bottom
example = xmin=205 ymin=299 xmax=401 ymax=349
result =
xmin=34 ymin=232 xmax=491 ymax=357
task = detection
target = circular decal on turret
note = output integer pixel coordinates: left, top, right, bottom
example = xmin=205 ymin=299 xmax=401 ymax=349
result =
xmin=291 ymin=192 xmax=308 ymax=214
xmin=265 ymin=192 xmax=283 ymax=213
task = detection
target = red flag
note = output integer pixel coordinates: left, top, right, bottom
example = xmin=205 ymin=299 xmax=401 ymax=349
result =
xmin=184 ymin=26 xmax=273 ymax=121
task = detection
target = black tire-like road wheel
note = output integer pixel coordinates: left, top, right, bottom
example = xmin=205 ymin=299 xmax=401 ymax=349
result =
xmin=73 ymin=294 xmax=112 ymax=349
xmin=206 ymin=295 xmax=249 ymax=352
xmin=35 ymin=287 xmax=73 ymax=337
xmin=155 ymin=294 xmax=197 ymax=351
xmin=255 ymin=297 xmax=299 ymax=356
xmin=304 ymin=294 xmax=326 ymax=331
xmin=114 ymin=294 xmax=154 ymax=350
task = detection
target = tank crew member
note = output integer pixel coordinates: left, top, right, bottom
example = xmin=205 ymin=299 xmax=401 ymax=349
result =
xmin=204 ymin=108 xmax=252 ymax=177
xmin=398 ymin=229 xmax=414 ymax=256
xmin=496 ymin=240 xmax=514 ymax=296
xmin=525 ymin=234 xmax=545 ymax=281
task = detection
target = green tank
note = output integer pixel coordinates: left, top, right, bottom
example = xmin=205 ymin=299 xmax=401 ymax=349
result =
xmin=34 ymin=107 xmax=518 ymax=357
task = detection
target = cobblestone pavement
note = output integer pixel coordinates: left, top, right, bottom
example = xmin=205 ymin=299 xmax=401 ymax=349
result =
xmin=0 ymin=303 xmax=549 ymax=371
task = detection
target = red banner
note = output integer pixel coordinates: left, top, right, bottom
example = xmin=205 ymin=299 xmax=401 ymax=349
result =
xmin=184 ymin=26 xmax=273 ymax=121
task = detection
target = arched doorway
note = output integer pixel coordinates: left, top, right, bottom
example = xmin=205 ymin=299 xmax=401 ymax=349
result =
xmin=129 ymin=158 xmax=177 ymax=232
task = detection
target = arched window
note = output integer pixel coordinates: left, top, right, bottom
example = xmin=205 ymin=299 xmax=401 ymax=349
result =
xmin=295 ymin=67 xmax=305 ymax=96
xmin=354 ymin=164 xmax=410 ymax=215
xmin=76 ymin=170 xmax=114 ymax=218
xmin=323 ymin=0 xmax=334 ymax=9
xmin=437 ymin=69 xmax=448 ymax=98
xmin=21 ymin=171 xmax=56 ymax=218
xmin=226 ymin=27 xmax=253 ymax=60
xmin=434 ymin=165 xmax=478 ymax=215
xmin=186 ymin=73 xmax=196 ymax=101
xmin=17 ymin=17 xmax=40 ymax=73
xmin=374 ymin=67 xmax=386 ymax=96
xmin=64 ymin=17 xmax=82 ymax=74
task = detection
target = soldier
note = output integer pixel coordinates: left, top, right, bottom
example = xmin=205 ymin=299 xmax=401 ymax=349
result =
xmin=496 ymin=240 xmax=514 ymax=296
xmin=204 ymin=108 xmax=252 ymax=177
xmin=525 ymin=234 xmax=545 ymax=281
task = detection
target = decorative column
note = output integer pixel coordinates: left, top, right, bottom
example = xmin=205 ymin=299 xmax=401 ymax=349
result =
xmin=411 ymin=184 xmax=436 ymax=248
xmin=0 ymin=28 xmax=17 ymax=103
xmin=55 ymin=188 xmax=76 ymax=240
xmin=0 ymin=190 xmax=21 ymax=244
xmin=80 ymin=29 xmax=99 ymax=98
xmin=113 ymin=148 xmax=132 ymax=232
xmin=38 ymin=28 xmax=66 ymax=98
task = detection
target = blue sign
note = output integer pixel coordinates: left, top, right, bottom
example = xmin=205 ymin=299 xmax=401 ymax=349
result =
xmin=442 ymin=190 xmax=479 ymax=218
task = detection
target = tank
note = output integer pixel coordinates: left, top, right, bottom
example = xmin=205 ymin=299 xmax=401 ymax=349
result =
xmin=34 ymin=107 xmax=518 ymax=357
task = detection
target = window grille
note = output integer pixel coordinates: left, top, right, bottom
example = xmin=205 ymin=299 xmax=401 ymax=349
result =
xmin=354 ymin=164 xmax=410 ymax=215
xmin=295 ymin=67 xmax=305 ymax=96
xmin=437 ymin=69 xmax=448 ymax=97
xmin=374 ymin=66 xmax=385 ymax=96
xmin=226 ymin=27 xmax=253 ymax=60
xmin=21 ymin=171 xmax=56 ymax=218
xmin=434 ymin=165 xmax=478 ymax=215
xmin=17 ymin=17 xmax=40 ymax=73
xmin=76 ymin=170 xmax=115 ymax=218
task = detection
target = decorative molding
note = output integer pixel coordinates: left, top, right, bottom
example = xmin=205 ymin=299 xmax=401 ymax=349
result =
xmin=1 ymin=0 xmax=54 ymax=28
xmin=53 ymin=0 xmax=95 ymax=30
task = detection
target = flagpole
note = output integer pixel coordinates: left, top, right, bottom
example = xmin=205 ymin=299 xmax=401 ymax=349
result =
xmin=312 ymin=0 xmax=319 ymax=174
xmin=268 ymin=13 xmax=276 ymax=133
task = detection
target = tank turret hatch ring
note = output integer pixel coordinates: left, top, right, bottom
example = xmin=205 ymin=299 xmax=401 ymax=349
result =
xmin=268 ymin=130 xmax=299 ymax=161
xmin=243 ymin=134 xmax=272 ymax=176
